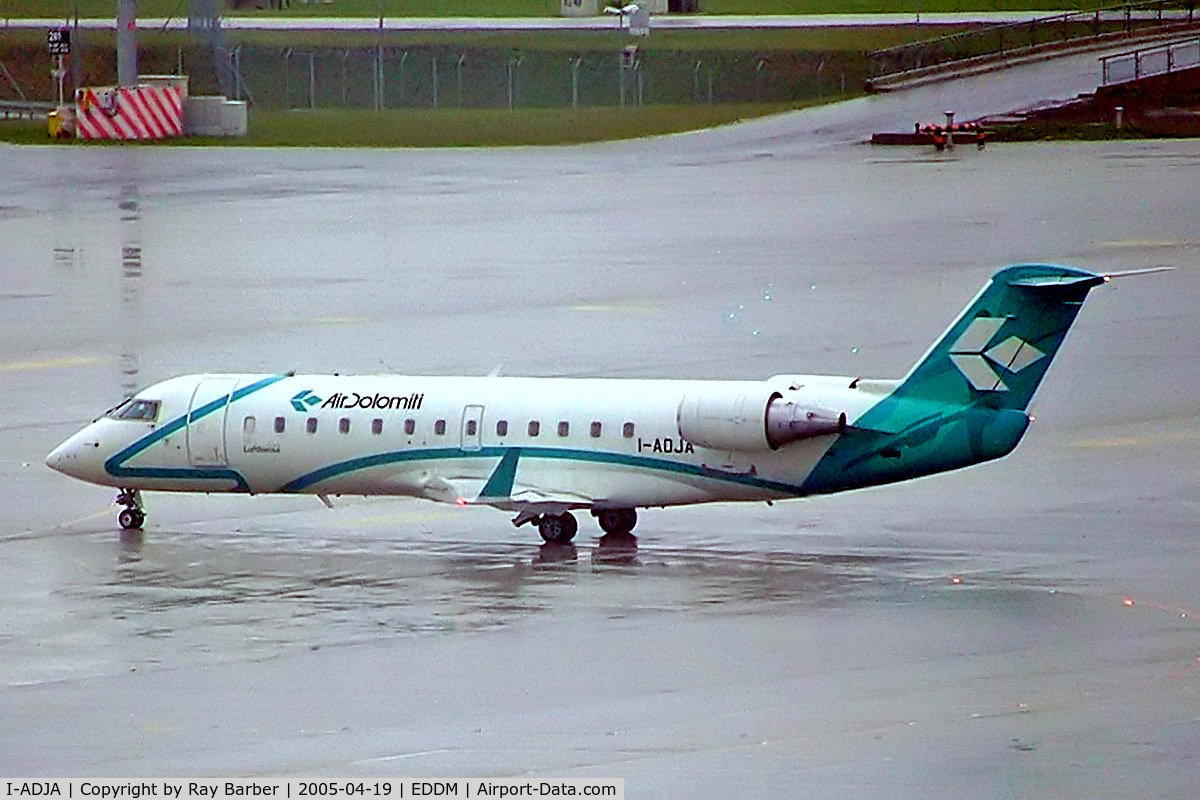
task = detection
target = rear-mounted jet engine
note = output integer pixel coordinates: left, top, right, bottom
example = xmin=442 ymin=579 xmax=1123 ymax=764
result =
xmin=677 ymin=387 xmax=846 ymax=452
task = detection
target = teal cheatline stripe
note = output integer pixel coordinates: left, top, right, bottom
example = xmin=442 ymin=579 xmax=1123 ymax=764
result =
xmin=524 ymin=447 xmax=805 ymax=495
xmin=280 ymin=447 xmax=505 ymax=493
xmin=279 ymin=444 xmax=806 ymax=497
xmin=479 ymin=447 xmax=521 ymax=499
xmin=104 ymin=374 xmax=287 ymax=492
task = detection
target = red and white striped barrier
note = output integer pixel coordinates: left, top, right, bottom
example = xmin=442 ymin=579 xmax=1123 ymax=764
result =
xmin=75 ymin=84 xmax=184 ymax=141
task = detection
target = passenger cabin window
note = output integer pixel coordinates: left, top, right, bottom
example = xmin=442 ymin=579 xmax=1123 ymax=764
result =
xmin=243 ymin=416 xmax=256 ymax=436
xmin=339 ymin=418 xmax=350 ymax=434
xmin=590 ymin=421 xmax=602 ymax=438
xmin=496 ymin=420 xmax=508 ymax=437
xmin=371 ymin=418 xmax=383 ymax=435
xmin=623 ymin=422 xmax=635 ymax=438
xmin=528 ymin=421 xmax=540 ymax=437
xmin=274 ymin=416 xmax=286 ymax=434
xmin=109 ymin=399 xmax=160 ymax=422
xmin=306 ymin=417 xmax=318 ymax=434
xmin=557 ymin=421 xmax=570 ymax=437
xmin=434 ymin=419 xmax=447 ymax=436
xmin=466 ymin=420 xmax=477 ymax=437
xmin=404 ymin=418 xmax=415 ymax=435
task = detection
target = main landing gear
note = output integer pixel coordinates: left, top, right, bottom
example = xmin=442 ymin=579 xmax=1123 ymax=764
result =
xmin=537 ymin=513 xmax=578 ymax=544
xmin=116 ymin=488 xmax=145 ymax=530
xmin=512 ymin=507 xmax=638 ymax=544
xmin=595 ymin=508 xmax=638 ymax=536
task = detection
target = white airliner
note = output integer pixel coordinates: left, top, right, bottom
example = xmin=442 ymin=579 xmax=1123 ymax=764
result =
xmin=47 ymin=264 xmax=1125 ymax=543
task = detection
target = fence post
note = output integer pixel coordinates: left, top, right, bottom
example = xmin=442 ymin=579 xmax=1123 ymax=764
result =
xmin=457 ymin=53 xmax=465 ymax=108
xmin=233 ymin=46 xmax=243 ymax=101
xmin=341 ymin=49 xmax=350 ymax=106
xmin=283 ymin=48 xmax=292 ymax=108
xmin=432 ymin=55 xmax=438 ymax=109
xmin=618 ymin=54 xmax=625 ymax=108
xmin=375 ymin=16 xmax=384 ymax=110
xmin=399 ymin=51 xmax=408 ymax=106
xmin=307 ymin=52 xmax=315 ymax=109
xmin=507 ymin=56 xmax=522 ymax=110
xmin=570 ymin=57 xmax=581 ymax=110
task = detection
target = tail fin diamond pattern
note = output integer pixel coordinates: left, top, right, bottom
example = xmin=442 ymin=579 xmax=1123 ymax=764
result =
xmin=948 ymin=316 xmax=1047 ymax=392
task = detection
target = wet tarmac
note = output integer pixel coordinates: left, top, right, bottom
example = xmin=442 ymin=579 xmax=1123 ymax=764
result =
xmin=2 ymin=105 xmax=1199 ymax=793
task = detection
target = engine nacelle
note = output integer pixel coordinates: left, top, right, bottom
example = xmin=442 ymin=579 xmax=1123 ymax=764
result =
xmin=764 ymin=396 xmax=847 ymax=449
xmin=677 ymin=385 xmax=846 ymax=452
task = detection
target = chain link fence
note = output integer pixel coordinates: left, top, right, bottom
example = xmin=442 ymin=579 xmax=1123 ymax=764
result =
xmin=214 ymin=45 xmax=862 ymax=110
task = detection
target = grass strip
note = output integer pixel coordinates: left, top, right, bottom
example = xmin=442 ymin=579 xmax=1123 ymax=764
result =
xmin=1 ymin=101 xmax=837 ymax=147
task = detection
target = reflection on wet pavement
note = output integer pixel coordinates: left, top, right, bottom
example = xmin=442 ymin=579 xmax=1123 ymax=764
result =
xmin=12 ymin=515 xmax=1070 ymax=691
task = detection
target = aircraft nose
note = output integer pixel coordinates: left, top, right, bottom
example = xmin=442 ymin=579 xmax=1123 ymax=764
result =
xmin=45 ymin=441 xmax=67 ymax=473
xmin=46 ymin=429 xmax=105 ymax=482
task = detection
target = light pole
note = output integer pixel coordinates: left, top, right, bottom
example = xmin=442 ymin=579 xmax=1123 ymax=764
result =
xmin=117 ymin=0 xmax=136 ymax=86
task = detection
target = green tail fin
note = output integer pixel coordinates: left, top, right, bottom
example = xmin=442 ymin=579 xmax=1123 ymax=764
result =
xmin=801 ymin=264 xmax=1104 ymax=495
xmin=895 ymin=263 xmax=1105 ymax=411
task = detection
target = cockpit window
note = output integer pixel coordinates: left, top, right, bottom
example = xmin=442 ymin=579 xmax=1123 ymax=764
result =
xmin=108 ymin=399 xmax=160 ymax=422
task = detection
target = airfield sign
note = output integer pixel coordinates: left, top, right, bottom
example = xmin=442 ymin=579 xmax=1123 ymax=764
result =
xmin=46 ymin=27 xmax=71 ymax=56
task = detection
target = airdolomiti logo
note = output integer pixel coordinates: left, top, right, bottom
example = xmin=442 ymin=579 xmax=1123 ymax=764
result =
xmin=290 ymin=390 xmax=321 ymax=412
xmin=291 ymin=389 xmax=425 ymax=412
xmin=948 ymin=316 xmax=1046 ymax=392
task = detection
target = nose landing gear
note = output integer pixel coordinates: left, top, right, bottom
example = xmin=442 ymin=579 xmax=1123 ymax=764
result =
xmin=116 ymin=488 xmax=145 ymax=530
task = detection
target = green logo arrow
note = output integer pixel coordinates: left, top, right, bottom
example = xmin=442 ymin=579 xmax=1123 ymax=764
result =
xmin=291 ymin=390 xmax=321 ymax=412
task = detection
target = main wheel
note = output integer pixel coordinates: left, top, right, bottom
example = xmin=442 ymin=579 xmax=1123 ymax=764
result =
xmin=597 ymin=508 xmax=637 ymax=535
xmin=118 ymin=508 xmax=144 ymax=530
xmin=538 ymin=512 xmax=578 ymax=544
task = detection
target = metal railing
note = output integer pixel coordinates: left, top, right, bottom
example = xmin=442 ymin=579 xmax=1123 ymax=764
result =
xmin=869 ymin=0 xmax=1199 ymax=86
xmin=1100 ymin=34 xmax=1200 ymax=82
xmin=0 ymin=98 xmax=55 ymax=119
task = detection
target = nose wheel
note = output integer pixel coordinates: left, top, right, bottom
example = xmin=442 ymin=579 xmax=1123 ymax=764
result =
xmin=116 ymin=489 xmax=145 ymax=530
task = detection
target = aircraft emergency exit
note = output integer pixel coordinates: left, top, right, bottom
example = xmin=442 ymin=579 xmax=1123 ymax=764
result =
xmin=46 ymin=264 xmax=1128 ymax=543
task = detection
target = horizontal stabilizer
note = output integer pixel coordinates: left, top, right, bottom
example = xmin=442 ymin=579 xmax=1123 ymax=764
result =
xmin=1009 ymin=274 xmax=1106 ymax=290
xmin=1103 ymin=267 xmax=1174 ymax=279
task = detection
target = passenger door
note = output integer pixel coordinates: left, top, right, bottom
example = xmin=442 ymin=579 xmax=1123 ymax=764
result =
xmin=461 ymin=405 xmax=484 ymax=452
xmin=187 ymin=377 xmax=239 ymax=466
